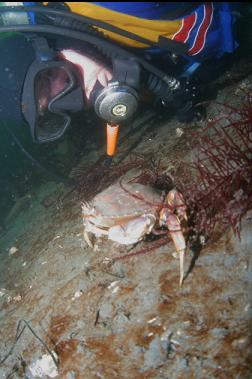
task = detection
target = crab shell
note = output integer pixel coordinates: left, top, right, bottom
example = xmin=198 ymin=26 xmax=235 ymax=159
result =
xmin=82 ymin=178 xmax=163 ymax=246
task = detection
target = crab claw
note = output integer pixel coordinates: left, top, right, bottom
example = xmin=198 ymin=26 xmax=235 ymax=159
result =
xmin=160 ymin=209 xmax=186 ymax=287
xmin=166 ymin=189 xmax=187 ymax=222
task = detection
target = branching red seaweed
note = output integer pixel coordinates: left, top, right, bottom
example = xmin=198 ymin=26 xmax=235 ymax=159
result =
xmin=180 ymin=86 xmax=252 ymax=240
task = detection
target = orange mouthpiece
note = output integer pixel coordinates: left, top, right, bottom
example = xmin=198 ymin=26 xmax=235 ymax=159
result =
xmin=106 ymin=123 xmax=120 ymax=156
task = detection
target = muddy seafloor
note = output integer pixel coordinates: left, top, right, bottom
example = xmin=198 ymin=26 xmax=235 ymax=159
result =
xmin=0 ymin=76 xmax=252 ymax=379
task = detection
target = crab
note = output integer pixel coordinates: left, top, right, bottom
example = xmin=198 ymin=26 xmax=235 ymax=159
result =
xmin=81 ymin=174 xmax=187 ymax=286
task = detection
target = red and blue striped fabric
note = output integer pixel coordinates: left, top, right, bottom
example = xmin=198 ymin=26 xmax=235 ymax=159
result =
xmin=173 ymin=3 xmax=214 ymax=56
xmin=172 ymin=2 xmax=238 ymax=60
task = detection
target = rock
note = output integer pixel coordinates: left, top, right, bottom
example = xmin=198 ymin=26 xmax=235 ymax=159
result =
xmin=99 ymin=302 xmax=113 ymax=319
xmin=210 ymin=328 xmax=229 ymax=339
xmin=224 ymin=255 xmax=238 ymax=267
xmin=66 ymin=371 xmax=77 ymax=379
xmin=112 ymin=313 xmax=130 ymax=333
xmin=141 ymin=336 xmax=167 ymax=372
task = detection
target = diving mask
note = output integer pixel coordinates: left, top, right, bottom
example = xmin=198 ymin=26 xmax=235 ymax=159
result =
xmin=22 ymin=58 xmax=84 ymax=143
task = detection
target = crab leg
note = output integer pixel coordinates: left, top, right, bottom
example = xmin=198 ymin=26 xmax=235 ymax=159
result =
xmin=83 ymin=230 xmax=94 ymax=248
xmin=81 ymin=202 xmax=95 ymax=248
xmin=166 ymin=213 xmax=186 ymax=287
xmin=164 ymin=190 xmax=187 ymax=286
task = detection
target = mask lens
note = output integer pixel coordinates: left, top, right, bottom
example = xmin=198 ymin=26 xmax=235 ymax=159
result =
xmin=36 ymin=111 xmax=70 ymax=142
xmin=34 ymin=67 xmax=72 ymax=142
xmin=35 ymin=67 xmax=71 ymax=115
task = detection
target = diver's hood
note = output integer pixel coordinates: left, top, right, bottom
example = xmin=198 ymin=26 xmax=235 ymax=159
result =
xmin=0 ymin=34 xmax=35 ymax=126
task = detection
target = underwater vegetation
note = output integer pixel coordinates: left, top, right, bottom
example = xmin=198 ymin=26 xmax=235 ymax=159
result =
xmin=181 ymin=85 xmax=252 ymax=241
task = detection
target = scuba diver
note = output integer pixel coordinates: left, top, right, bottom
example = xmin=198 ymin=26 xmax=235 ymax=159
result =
xmin=0 ymin=2 xmax=240 ymax=157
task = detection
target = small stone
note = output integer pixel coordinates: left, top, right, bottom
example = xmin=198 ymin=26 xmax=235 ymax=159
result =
xmin=8 ymin=246 xmax=18 ymax=256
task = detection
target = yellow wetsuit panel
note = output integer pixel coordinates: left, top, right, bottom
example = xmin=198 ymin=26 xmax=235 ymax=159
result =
xmin=62 ymin=2 xmax=182 ymax=48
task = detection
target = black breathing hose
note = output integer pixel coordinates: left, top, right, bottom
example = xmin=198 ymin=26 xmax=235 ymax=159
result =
xmin=0 ymin=6 xmax=181 ymax=91
xmin=0 ymin=23 xmax=180 ymax=94
xmin=0 ymin=5 xmax=187 ymax=54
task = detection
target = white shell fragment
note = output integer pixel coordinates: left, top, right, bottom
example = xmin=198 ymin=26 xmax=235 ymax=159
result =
xmin=108 ymin=281 xmax=120 ymax=290
xmin=8 ymin=246 xmax=18 ymax=256
xmin=74 ymin=290 xmax=83 ymax=298
xmin=176 ymin=127 xmax=184 ymax=137
xmin=72 ymin=290 xmax=83 ymax=301
xmin=147 ymin=317 xmax=157 ymax=324
xmin=26 ymin=352 xmax=58 ymax=378
xmin=13 ymin=294 xmax=22 ymax=303
xmin=108 ymin=281 xmax=120 ymax=294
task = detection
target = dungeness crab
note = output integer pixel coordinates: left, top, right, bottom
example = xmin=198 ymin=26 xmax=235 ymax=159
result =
xmin=81 ymin=173 xmax=187 ymax=285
